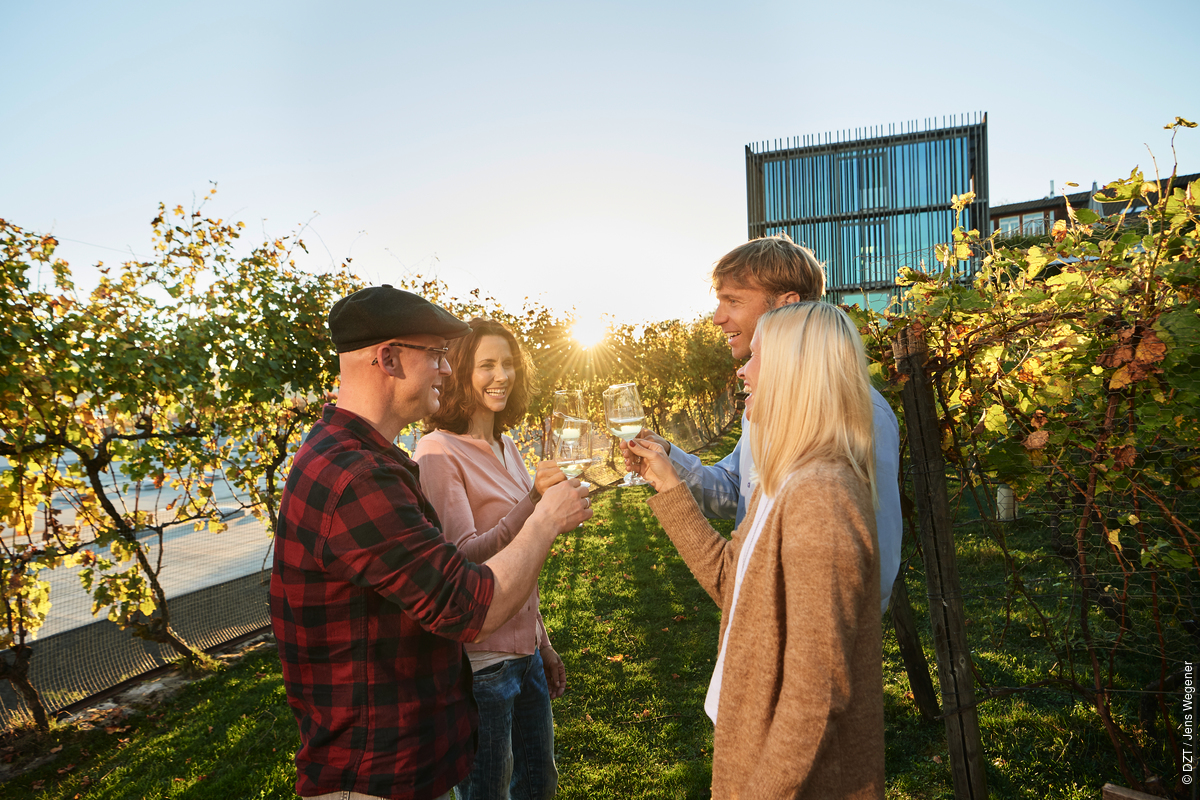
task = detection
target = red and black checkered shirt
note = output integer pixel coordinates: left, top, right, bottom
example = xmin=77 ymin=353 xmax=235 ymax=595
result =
xmin=270 ymin=404 xmax=495 ymax=800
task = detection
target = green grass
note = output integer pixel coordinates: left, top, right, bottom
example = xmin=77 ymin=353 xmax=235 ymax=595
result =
xmin=540 ymin=483 xmax=724 ymax=798
xmin=881 ymin=523 xmax=1129 ymax=800
xmin=3 ymin=423 xmax=1155 ymax=798
xmin=2 ymin=646 xmax=297 ymax=799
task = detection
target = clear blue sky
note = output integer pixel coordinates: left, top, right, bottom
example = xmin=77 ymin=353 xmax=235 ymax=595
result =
xmin=2 ymin=1 xmax=1195 ymax=326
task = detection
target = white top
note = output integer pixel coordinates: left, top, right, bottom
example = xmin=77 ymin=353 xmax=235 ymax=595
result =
xmin=704 ymin=492 xmax=777 ymax=724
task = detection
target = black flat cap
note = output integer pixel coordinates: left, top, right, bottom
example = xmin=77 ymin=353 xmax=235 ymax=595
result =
xmin=328 ymin=284 xmax=471 ymax=353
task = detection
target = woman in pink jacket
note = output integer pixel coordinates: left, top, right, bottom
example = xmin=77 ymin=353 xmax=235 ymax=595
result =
xmin=414 ymin=318 xmax=565 ymax=800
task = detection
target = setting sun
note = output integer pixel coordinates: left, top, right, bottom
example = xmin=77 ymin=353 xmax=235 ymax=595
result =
xmin=570 ymin=316 xmax=609 ymax=349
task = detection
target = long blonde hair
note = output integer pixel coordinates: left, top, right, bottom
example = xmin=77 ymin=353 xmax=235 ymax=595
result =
xmin=747 ymin=302 xmax=876 ymax=501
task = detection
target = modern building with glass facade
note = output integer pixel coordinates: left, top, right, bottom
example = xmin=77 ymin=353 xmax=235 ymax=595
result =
xmin=745 ymin=114 xmax=989 ymax=309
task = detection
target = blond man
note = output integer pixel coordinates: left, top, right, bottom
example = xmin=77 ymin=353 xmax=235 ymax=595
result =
xmin=624 ymin=234 xmax=903 ymax=613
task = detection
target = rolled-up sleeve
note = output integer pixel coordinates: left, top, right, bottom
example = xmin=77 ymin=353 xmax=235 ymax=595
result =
xmin=319 ymin=463 xmax=494 ymax=643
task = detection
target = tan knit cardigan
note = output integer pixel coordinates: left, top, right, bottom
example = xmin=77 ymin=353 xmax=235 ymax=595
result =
xmin=647 ymin=458 xmax=884 ymax=800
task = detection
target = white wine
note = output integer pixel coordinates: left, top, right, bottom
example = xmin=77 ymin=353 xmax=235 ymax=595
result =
xmin=602 ymin=383 xmax=649 ymax=486
xmin=554 ymin=416 xmax=591 ymax=474
xmin=552 ymin=414 xmax=587 ymax=442
xmin=559 ymin=459 xmax=590 ymax=478
xmin=607 ymin=416 xmax=644 ymax=441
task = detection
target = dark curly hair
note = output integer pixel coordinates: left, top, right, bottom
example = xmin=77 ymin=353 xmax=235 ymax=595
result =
xmin=423 ymin=318 xmax=534 ymax=439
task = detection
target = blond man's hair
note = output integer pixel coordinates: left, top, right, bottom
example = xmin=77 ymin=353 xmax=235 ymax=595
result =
xmin=747 ymin=302 xmax=876 ymax=502
xmin=710 ymin=232 xmax=826 ymax=301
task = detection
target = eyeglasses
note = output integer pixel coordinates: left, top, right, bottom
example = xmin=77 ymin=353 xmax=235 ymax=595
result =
xmin=388 ymin=341 xmax=450 ymax=356
xmin=372 ymin=341 xmax=450 ymax=365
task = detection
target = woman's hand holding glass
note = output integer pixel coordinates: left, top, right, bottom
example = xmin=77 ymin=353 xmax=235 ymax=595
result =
xmin=619 ymin=428 xmax=669 ymax=476
xmin=532 ymin=459 xmax=568 ymax=502
xmin=625 ymin=438 xmax=683 ymax=494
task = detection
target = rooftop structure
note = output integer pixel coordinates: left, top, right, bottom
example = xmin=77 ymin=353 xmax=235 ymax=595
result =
xmin=990 ymin=171 xmax=1200 ymax=238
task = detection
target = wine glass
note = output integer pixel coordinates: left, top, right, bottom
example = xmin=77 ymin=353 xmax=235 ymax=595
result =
xmin=551 ymin=389 xmax=585 ymax=450
xmin=554 ymin=417 xmax=592 ymax=479
xmin=603 ymin=383 xmax=647 ymax=486
xmin=552 ymin=389 xmax=586 ymax=420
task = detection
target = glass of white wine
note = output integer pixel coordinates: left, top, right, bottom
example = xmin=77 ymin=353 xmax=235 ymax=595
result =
xmin=603 ymin=383 xmax=647 ymax=486
xmin=551 ymin=389 xmax=585 ymax=452
xmin=554 ymin=417 xmax=592 ymax=479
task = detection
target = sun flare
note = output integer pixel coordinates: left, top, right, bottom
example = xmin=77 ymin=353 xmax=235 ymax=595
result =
xmin=570 ymin=316 xmax=609 ymax=349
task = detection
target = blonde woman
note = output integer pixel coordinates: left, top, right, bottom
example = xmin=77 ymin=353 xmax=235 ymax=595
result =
xmin=629 ymin=302 xmax=884 ymax=799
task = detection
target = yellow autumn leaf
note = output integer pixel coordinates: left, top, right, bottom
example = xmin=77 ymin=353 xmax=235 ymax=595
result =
xmin=1109 ymin=366 xmax=1132 ymax=390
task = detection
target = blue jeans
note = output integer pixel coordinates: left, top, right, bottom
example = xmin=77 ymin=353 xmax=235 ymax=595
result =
xmin=461 ymin=650 xmax=558 ymax=800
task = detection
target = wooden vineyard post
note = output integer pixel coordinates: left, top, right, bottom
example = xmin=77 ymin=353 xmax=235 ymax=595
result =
xmin=889 ymin=569 xmax=940 ymax=722
xmin=894 ymin=326 xmax=989 ymax=800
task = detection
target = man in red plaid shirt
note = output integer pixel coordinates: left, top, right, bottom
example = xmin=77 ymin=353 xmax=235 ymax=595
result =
xmin=271 ymin=286 xmax=591 ymax=800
